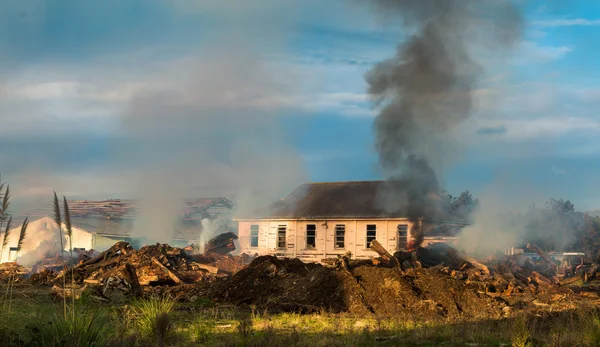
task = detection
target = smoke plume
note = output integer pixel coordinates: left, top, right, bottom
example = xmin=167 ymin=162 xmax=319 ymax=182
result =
xmin=365 ymin=0 xmax=523 ymax=248
xmin=116 ymin=6 xmax=308 ymax=244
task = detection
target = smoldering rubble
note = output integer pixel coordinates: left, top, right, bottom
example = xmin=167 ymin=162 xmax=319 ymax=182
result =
xmin=3 ymin=237 xmax=600 ymax=320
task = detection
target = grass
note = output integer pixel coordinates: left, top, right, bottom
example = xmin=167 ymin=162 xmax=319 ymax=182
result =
xmin=2 ymin=290 xmax=600 ymax=346
xmin=29 ymin=308 xmax=115 ymax=347
xmin=131 ymin=296 xmax=176 ymax=344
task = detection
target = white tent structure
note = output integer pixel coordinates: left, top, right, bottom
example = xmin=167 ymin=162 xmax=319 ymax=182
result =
xmin=0 ymin=217 xmax=93 ymax=266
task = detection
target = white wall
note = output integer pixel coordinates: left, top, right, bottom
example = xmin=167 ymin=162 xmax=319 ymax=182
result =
xmin=237 ymin=218 xmax=416 ymax=261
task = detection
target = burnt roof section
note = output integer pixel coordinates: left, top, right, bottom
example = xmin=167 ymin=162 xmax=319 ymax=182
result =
xmin=9 ymin=197 xmax=235 ymax=239
xmin=236 ymin=181 xmax=465 ymax=222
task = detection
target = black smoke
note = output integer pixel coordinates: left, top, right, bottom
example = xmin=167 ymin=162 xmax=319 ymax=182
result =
xmin=365 ymin=0 xmax=523 ymax=246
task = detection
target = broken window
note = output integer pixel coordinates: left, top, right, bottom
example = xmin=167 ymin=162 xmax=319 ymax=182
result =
xmin=250 ymin=225 xmax=259 ymax=247
xmin=8 ymin=247 xmax=17 ymax=262
xmin=306 ymin=224 xmax=316 ymax=248
xmin=366 ymin=224 xmax=377 ymax=248
xmin=277 ymin=225 xmax=286 ymax=248
xmin=335 ymin=224 xmax=345 ymax=248
xmin=398 ymin=224 xmax=408 ymax=249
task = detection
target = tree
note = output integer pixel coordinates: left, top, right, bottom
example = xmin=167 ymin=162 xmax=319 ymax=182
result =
xmin=441 ymin=190 xmax=480 ymax=222
xmin=521 ymin=198 xmax=600 ymax=256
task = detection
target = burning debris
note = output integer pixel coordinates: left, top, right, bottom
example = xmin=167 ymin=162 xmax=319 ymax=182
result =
xmin=200 ymin=231 xmax=238 ymax=255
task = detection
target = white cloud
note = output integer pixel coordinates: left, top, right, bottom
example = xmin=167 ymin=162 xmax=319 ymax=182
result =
xmin=534 ymin=18 xmax=600 ymax=27
xmin=551 ymin=165 xmax=567 ymax=176
xmin=473 ymin=116 xmax=600 ymax=141
xmin=516 ymin=41 xmax=572 ymax=62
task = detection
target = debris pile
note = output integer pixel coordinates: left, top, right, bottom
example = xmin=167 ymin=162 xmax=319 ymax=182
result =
xmin=190 ymin=253 xmax=253 ymax=275
xmin=61 ymin=242 xmax=226 ymax=286
xmin=208 ymin=241 xmax=596 ymax=318
xmin=0 ymin=263 xmax=28 ymax=283
xmin=4 ymin=233 xmax=600 ymax=320
xmin=203 ymin=232 xmax=238 ymax=255
xmin=32 ymin=241 xmax=228 ymax=301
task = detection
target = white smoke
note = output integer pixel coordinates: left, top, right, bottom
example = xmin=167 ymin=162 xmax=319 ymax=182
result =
xmin=1 ymin=217 xmax=65 ymax=267
xmin=458 ymin=182 xmax=546 ymax=257
xmin=198 ymin=218 xmax=218 ymax=254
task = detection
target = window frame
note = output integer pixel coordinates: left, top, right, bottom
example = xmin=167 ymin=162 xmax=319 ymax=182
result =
xmin=277 ymin=225 xmax=287 ymax=248
xmin=250 ymin=224 xmax=259 ymax=248
xmin=335 ymin=224 xmax=346 ymax=249
xmin=306 ymin=224 xmax=316 ymax=249
xmin=397 ymin=224 xmax=408 ymax=249
xmin=366 ymin=224 xmax=377 ymax=249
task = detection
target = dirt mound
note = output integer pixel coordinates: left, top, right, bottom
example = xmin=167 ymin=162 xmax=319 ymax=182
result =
xmin=209 ymin=256 xmax=346 ymax=312
xmin=334 ymin=265 xmax=493 ymax=319
xmin=210 ymin=247 xmax=587 ymax=319
xmin=210 ymin=255 xmax=503 ymax=317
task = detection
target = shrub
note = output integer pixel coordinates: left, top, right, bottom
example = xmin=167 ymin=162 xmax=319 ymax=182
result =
xmin=511 ymin=316 xmax=532 ymax=347
xmin=29 ymin=309 xmax=114 ymax=347
xmin=237 ymin=314 xmax=254 ymax=343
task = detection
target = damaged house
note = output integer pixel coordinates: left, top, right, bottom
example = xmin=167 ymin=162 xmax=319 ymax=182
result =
xmin=1 ymin=198 xmax=235 ymax=264
xmin=235 ymin=181 xmax=468 ymax=262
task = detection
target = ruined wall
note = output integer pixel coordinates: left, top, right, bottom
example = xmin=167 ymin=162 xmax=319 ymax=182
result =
xmin=237 ymin=219 xmax=415 ymax=261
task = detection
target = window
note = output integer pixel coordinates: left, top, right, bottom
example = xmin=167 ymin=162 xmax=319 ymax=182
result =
xmin=306 ymin=224 xmax=316 ymax=249
xmin=335 ymin=225 xmax=345 ymax=248
xmin=74 ymin=248 xmax=86 ymax=252
xmin=8 ymin=247 xmax=17 ymax=262
xmin=366 ymin=224 xmax=377 ymax=248
xmin=250 ymin=225 xmax=259 ymax=247
xmin=398 ymin=224 xmax=408 ymax=249
xmin=277 ymin=225 xmax=286 ymax=248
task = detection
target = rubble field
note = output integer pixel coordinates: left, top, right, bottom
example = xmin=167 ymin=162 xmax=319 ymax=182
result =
xmin=205 ymin=242 xmax=593 ymax=319
xmin=2 ymin=239 xmax=600 ymax=321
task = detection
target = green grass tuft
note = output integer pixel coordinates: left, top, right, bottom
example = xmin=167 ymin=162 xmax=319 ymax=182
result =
xmin=29 ymin=308 xmax=115 ymax=347
xmin=132 ymin=296 xmax=176 ymax=342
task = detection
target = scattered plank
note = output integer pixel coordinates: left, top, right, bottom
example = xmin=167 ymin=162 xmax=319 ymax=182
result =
xmin=151 ymin=257 xmax=183 ymax=285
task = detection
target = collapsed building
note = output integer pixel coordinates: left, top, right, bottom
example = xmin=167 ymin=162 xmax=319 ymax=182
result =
xmin=235 ymin=181 xmax=468 ymax=262
xmin=1 ymin=198 xmax=235 ymax=264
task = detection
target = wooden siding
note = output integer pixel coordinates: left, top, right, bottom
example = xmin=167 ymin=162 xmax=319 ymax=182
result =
xmin=237 ymin=218 xmax=416 ymax=261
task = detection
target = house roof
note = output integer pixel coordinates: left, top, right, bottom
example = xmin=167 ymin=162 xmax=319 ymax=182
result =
xmin=235 ymin=181 xmax=466 ymax=222
xmin=68 ymin=217 xmax=211 ymax=240
xmin=8 ymin=198 xmax=234 ymax=240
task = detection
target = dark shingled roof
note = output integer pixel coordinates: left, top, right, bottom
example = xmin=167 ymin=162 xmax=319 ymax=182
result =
xmin=236 ymin=181 xmax=467 ymax=222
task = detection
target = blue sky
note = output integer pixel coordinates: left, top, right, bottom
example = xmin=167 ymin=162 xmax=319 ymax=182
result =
xmin=1 ymin=0 xmax=600 ymax=211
